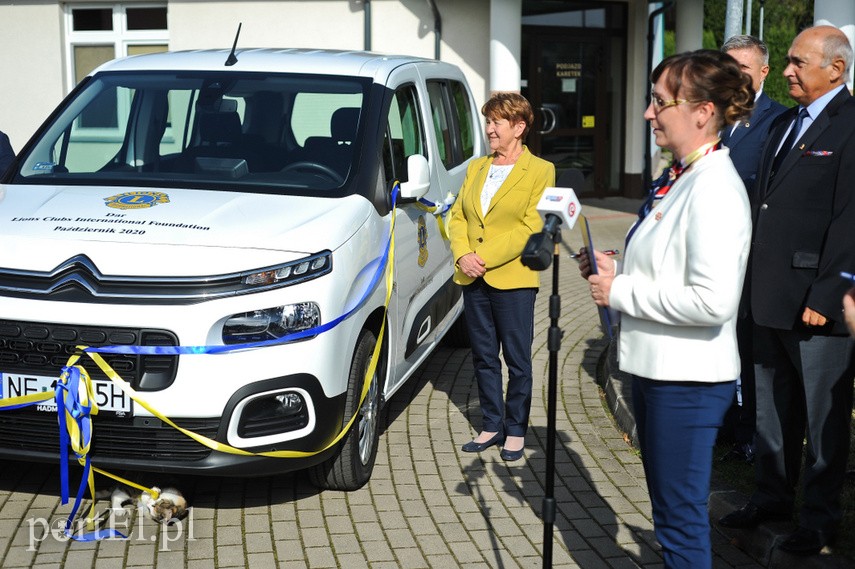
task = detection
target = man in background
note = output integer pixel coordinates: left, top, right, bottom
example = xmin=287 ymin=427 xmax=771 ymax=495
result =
xmin=721 ymin=35 xmax=788 ymax=193
xmin=719 ymin=25 xmax=855 ymax=557
xmin=719 ymin=35 xmax=788 ymax=464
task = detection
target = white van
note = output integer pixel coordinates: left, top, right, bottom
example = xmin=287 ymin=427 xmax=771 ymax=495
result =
xmin=0 ymin=48 xmax=483 ymax=490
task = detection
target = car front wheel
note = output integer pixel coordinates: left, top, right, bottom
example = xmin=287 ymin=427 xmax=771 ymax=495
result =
xmin=308 ymin=328 xmax=384 ymax=490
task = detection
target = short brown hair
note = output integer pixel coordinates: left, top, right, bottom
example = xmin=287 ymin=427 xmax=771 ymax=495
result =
xmin=481 ymin=92 xmax=535 ymax=139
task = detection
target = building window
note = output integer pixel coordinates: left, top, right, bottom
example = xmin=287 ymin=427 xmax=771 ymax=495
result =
xmin=65 ymin=4 xmax=168 ymax=87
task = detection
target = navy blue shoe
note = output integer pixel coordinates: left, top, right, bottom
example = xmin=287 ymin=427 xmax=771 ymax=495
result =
xmin=500 ymin=446 xmax=525 ymax=461
xmin=461 ymin=432 xmax=503 ymax=453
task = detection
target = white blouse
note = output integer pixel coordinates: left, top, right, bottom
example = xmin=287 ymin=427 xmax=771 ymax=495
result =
xmin=480 ymin=164 xmax=514 ymax=216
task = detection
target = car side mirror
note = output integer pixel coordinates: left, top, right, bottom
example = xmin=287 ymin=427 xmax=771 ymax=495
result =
xmin=398 ymin=154 xmax=430 ymax=200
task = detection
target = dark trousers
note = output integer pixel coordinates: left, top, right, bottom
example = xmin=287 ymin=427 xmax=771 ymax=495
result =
xmin=735 ymin=315 xmax=757 ymax=444
xmin=721 ymin=315 xmax=757 ymax=444
xmin=463 ymin=279 xmax=536 ymax=437
xmin=751 ymin=325 xmax=854 ymax=533
xmin=633 ymin=376 xmax=735 ymax=569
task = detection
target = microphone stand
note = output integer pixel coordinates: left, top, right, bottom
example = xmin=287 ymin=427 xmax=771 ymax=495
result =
xmin=521 ymin=208 xmax=572 ymax=568
xmin=541 ymin=227 xmax=562 ymax=569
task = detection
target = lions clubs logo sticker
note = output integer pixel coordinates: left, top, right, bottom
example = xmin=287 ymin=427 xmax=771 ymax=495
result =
xmin=417 ymin=215 xmax=429 ymax=267
xmin=105 ymin=191 xmax=170 ymax=210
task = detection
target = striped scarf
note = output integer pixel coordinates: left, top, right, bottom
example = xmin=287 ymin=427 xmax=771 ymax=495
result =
xmin=626 ymin=140 xmax=721 ymax=245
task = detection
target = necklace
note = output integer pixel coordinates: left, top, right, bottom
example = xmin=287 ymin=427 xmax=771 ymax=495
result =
xmin=488 ymin=164 xmax=513 ymax=179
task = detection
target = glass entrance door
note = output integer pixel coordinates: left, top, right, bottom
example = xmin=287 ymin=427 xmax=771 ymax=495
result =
xmin=523 ymin=29 xmax=623 ymax=196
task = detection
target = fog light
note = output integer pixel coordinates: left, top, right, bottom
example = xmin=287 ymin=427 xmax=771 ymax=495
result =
xmin=276 ymin=393 xmax=304 ymax=414
xmin=237 ymin=391 xmax=309 ymax=438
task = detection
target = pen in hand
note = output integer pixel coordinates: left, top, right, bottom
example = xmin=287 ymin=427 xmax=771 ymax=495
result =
xmin=570 ymin=249 xmax=619 ymax=259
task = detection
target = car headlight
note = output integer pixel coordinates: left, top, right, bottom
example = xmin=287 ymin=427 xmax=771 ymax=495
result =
xmin=243 ymin=251 xmax=331 ymax=289
xmin=222 ymin=302 xmax=321 ymax=344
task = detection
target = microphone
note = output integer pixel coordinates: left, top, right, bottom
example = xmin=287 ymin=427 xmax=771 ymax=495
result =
xmin=536 ymin=185 xmax=582 ymax=236
xmin=521 ymin=175 xmax=583 ymax=271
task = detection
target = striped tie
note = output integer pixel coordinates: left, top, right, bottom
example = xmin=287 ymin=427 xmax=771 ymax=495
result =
xmin=771 ymin=108 xmax=808 ymax=177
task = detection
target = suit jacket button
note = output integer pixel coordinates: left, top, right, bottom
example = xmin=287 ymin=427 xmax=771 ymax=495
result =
xmin=760 ymin=203 xmax=768 ymax=210
xmin=477 ymin=237 xmax=483 ymax=243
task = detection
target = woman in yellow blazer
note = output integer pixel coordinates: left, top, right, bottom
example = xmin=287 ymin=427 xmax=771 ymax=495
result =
xmin=448 ymin=92 xmax=554 ymax=461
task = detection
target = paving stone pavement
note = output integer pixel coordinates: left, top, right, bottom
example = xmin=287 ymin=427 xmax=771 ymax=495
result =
xmin=0 ymin=198 xmax=769 ymax=568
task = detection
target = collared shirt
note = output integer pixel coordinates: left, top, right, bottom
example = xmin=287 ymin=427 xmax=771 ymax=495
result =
xmin=775 ymin=84 xmax=846 ymax=154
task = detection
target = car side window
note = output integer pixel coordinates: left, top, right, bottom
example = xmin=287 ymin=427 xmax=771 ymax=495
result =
xmin=450 ymin=80 xmax=475 ymax=161
xmin=426 ymin=80 xmax=475 ymax=170
xmin=426 ymin=82 xmax=452 ymax=168
xmin=383 ymin=84 xmax=425 ymax=185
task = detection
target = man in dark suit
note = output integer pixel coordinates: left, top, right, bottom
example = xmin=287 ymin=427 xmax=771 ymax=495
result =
xmin=721 ymin=35 xmax=788 ymax=194
xmin=719 ymin=26 xmax=855 ymax=556
xmin=719 ymin=35 xmax=788 ymax=464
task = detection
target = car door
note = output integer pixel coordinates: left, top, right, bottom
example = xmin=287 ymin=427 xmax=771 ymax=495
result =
xmin=380 ymin=66 xmax=481 ymax=395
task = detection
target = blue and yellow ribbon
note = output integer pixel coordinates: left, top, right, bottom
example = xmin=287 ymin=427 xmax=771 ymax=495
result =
xmin=416 ymin=192 xmax=456 ymax=240
xmin=0 ymin=185 xmax=403 ymax=541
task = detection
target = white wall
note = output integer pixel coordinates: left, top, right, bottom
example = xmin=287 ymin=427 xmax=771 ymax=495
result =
xmin=0 ymin=2 xmax=66 ymax=152
xmin=3 ymin=0 xmax=666 ymax=187
xmin=675 ymin=0 xmax=704 ymax=52
xmin=169 ymin=0 xmax=363 ymax=51
xmin=170 ymin=0 xmax=489 ymax=111
xmin=489 ymin=0 xmax=521 ymax=93
xmin=814 ymin=0 xmax=855 ymax=89
xmin=624 ymin=0 xmax=649 ymax=180
xmin=0 ymin=0 xmax=491 ymax=150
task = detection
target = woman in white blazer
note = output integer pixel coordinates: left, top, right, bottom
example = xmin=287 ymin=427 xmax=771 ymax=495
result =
xmin=580 ymin=50 xmax=754 ymax=569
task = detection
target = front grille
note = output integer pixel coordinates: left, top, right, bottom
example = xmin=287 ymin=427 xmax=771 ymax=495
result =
xmin=0 ymin=319 xmax=178 ymax=390
xmin=0 ymin=252 xmax=332 ymax=305
xmin=0 ymin=410 xmax=217 ymax=461
xmin=0 ymin=254 xmax=246 ymax=305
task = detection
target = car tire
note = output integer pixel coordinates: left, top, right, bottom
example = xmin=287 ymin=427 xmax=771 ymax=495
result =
xmin=442 ymin=311 xmax=471 ymax=348
xmin=308 ymin=328 xmax=384 ymax=490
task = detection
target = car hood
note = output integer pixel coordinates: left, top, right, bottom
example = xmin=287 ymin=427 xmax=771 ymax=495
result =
xmin=0 ymin=184 xmax=373 ymax=275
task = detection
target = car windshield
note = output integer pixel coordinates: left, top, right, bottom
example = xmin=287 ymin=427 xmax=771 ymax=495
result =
xmin=15 ymin=71 xmax=369 ymax=195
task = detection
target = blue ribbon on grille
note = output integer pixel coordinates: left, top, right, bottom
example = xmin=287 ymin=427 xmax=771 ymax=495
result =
xmin=0 ymin=187 xmax=403 ymax=541
xmin=89 ymin=187 xmax=400 ymax=356
xmin=55 ymin=365 xmax=126 ymax=541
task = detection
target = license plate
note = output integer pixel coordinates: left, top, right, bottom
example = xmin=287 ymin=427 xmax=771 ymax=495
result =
xmin=0 ymin=372 xmax=132 ymax=417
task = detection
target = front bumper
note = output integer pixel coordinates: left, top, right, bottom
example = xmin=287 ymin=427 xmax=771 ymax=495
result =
xmin=0 ymin=373 xmax=348 ymax=476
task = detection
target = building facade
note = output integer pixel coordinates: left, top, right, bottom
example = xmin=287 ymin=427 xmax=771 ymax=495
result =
xmin=0 ymin=0 xmax=852 ymax=197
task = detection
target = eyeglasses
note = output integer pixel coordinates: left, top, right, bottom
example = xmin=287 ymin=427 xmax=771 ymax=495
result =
xmin=650 ymin=92 xmax=705 ymax=112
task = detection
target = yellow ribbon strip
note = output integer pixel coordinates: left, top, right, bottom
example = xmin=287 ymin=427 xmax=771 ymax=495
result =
xmin=0 ymin=189 xmax=400 ymax=532
xmin=415 ymin=192 xmax=456 ymax=240
xmin=41 ymin=186 xmax=398 ymax=515
xmin=0 ymin=391 xmax=55 ymax=408
xmin=77 ymin=193 xmax=395 ymax=459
